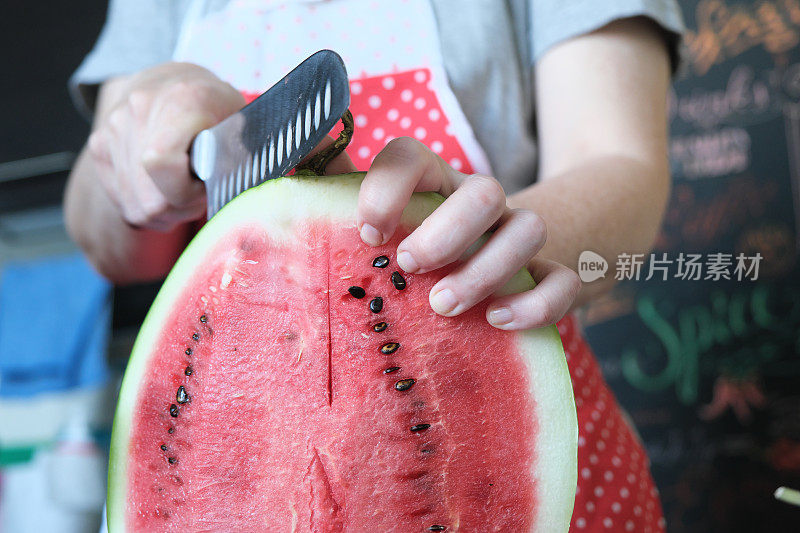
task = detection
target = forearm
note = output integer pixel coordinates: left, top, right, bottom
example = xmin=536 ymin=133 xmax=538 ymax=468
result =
xmin=519 ymin=16 xmax=672 ymax=307
xmin=509 ymin=154 xmax=670 ymax=306
xmin=64 ymin=148 xmax=191 ymax=284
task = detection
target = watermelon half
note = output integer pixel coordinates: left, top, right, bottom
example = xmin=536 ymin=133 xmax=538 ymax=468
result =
xmin=108 ymin=173 xmax=577 ymax=532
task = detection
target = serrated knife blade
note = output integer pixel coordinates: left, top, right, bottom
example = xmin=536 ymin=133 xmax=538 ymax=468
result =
xmin=190 ymin=49 xmax=350 ymax=219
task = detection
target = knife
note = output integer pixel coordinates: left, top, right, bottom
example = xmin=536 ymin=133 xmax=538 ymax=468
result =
xmin=190 ymin=49 xmax=350 ymax=219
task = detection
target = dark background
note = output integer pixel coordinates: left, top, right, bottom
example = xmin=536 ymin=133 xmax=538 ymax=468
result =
xmin=0 ymin=0 xmax=157 ymax=343
xmin=0 ymin=2 xmax=102 ymax=209
xmin=2 ymin=0 xmax=799 ymax=531
xmin=580 ymin=1 xmax=800 ymax=531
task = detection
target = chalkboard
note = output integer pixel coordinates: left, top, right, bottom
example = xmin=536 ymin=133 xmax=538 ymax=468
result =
xmin=581 ymin=1 xmax=800 ymax=531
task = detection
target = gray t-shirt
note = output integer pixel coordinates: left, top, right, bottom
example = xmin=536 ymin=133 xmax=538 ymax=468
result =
xmin=71 ymin=0 xmax=684 ymax=193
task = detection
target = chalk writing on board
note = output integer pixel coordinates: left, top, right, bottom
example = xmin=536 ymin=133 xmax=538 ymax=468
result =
xmin=685 ymin=0 xmax=800 ymax=75
xmin=670 ymin=65 xmax=774 ymax=129
xmin=658 ymin=176 xmax=781 ymax=250
xmin=671 ymin=127 xmax=751 ymax=178
xmin=619 ymin=284 xmax=800 ymax=405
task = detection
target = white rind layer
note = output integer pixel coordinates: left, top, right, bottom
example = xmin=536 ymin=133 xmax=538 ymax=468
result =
xmin=108 ymin=173 xmax=577 ymax=532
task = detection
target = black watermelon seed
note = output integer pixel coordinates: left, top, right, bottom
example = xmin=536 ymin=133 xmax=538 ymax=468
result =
xmin=168 ymin=428 xmax=174 ymax=434
xmin=395 ymin=378 xmax=416 ymax=392
xmin=372 ymin=321 xmax=388 ymax=332
xmin=348 ymin=286 xmax=366 ymax=299
xmin=167 ymin=457 xmax=177 ymax=464
xmin=199 ymin=315 xmax=208 ymax=323
xmin=411 ymin=423 xmax=431 ymax=432
xmin=184 ymin=366 xmax=193 ymax=376
xmin=380 ymin=342 xmax=400 ymax=354
xmin=160 ymin=444 xmax=167 ymax=451
xmin=169 ymin=404 xmax=179 ymax=417
xmin=429 ymin=526 xmax=447 ymax=531
xmin=369 ymin=297 xmax=384 ymax=313
xmin=192 ymin=333 xmax=200 ymax=341
xmin=176 ymin=386 xmax=190 ymax=404
xmin=391 ymin=271 xmax=406 ymax=290
xmin=383 ymin=366 xmax=401 ymax=374
xmin=185 ymin=348 xmax=192 ymax=356
xmin=373 ymin=255 xmax=390 ymax=268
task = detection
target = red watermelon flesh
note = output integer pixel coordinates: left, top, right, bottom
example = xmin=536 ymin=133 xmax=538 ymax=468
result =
xmin=108 ymin=174 xmax=576 ymax=532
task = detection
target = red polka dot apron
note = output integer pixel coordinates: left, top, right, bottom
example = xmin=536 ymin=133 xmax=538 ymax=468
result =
xmin=557 ymin=315 xmax=665 ymax=532
xmin=172 ymin=1 xmax=666 ymax=531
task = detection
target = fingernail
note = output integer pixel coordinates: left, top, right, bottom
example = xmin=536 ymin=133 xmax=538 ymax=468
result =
xmin=430 ymin=288 xmax=458 ymax=315
xmin=487 ymin=307 xmax=513 ymax=326
xmin=360 ymin=223 xmax=383 ymax=246
xmin=396 ymin=250 xmax=419 ymax=273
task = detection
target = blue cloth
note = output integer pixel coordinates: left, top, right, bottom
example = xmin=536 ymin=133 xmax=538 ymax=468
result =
xmin=0 ymin=254 xmax=111 ymax=398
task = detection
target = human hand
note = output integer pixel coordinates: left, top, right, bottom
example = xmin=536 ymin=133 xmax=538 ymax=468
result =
xmin=357 ymin=138 xmax=581 ymax=330
xmin=86 ymin=62 xmax=246 ymax=231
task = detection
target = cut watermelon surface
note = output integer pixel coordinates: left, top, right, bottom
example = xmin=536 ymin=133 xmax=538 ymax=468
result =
xmin=108 ymin=174 xmax=577 ymax=532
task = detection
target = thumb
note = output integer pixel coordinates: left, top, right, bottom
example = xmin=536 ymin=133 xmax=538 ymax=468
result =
xmin=141 ymin=110 xmax=217 ymax=208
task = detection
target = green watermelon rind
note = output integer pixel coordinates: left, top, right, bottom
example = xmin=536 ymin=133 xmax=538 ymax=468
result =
xmin=108 ymin=173 xmax=577 ymax=532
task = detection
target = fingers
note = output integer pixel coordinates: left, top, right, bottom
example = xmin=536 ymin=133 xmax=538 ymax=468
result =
xmin=485 ymin=258 xmax=582 ymax=330
xmin=86 ymin=67 xmax=246 ymax=231
xmin=428 ymin=209 xmax=547 ymax=316
xmin=356 ymin=135 xmax=579 ymax=330
xmin=358 ymin=137 xmax=457 ymax=246
xmin=142 ymin=80 xmax=242 ymax=208
xmin=100 ymin=105 xmax=208 ymax=228
xmin=141 ymin=108 xmax=216 ymax=208
xmin=106 ymin=131 xmax=203 ymax=231
xmin=87 ymin=129 xmax=112 ymax=167
xmin=396 ymin=173 xmax=506 ymax=274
